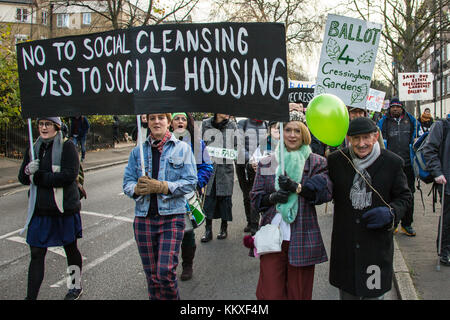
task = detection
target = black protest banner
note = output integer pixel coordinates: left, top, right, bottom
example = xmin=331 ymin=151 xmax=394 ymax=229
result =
xmin=16 ymin=23 xmax=289 ymax=121
xmin=288 ymin=87 xmax=314 ymax=105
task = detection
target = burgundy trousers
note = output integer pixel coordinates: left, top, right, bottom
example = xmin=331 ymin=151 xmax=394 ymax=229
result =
xmin=256 ymin=241 xmax=315 ymax=300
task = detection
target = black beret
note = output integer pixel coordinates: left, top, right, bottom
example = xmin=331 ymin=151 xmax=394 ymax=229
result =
xmin=347 ymin=117 xmax=378 ymax=136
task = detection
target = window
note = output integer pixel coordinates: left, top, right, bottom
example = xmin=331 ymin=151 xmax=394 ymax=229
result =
xmin=447 ymin=76 xmax=450 ymax=95
xmin=82 ymin=12 xmax=91 ymax=25
xmin=16 ymin=8 xmax=28 ymax=22
xmin=436 ymin=80 xmax=441 ymax=97
xmin=426 ymin=59 xmax=431 ymax=72
xmin=57 ymin=14 xmax=69 ymax=27
xmin=42 ymin=11 xmax=47 ymax=25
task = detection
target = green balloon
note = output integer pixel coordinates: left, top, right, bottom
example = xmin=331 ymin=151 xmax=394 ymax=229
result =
xmin=306 ymin=94 xmax=349 ymax=147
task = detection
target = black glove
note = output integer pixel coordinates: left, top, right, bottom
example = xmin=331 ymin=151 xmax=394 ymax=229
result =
xmin=361 ymin=207 xmax=394 ymax=229
xmin=300 ymin=175 xmax=327 ymax=202
xmin=32 ymin=170 xmax=45 ymax=185
xmin=278 ymin=175 xmax=298 ymax=193
xmin=268 ymin=190 xmax=290 ymax=204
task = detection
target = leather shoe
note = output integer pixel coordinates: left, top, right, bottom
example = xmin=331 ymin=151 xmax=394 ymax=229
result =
xmin=217 ymin=222 xmax=228 ymax=240
xmin=201 ymin=228 xmax=212 ymax=243
xmin=440 ymin=255 xmax=450 ymax=266
xmin=217 ymin=230 xmax=227 ymax=239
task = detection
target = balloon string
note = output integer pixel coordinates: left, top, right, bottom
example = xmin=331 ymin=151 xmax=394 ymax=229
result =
xmin=338 ymin=148 xmax=395 ymax=230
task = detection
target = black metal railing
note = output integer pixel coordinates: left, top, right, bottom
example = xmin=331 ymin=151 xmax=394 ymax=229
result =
xmin=0 ymin=123 xmax=129 ymax=159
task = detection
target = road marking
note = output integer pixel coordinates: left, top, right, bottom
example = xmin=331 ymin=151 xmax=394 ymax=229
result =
xmin=0 ymin=211 xmax=132 ymax=242
xmin=80 ymin=210 xmax=134 ymax=223
xmin=1 ymin=187 xmax=28 ymax=197
xmin=7 ymin=236 xmax=67 ymax=257
xmin=0 ymin=228 xmax=22 ymax=240
xmin=50 ymin=238 xmax=135 ymax=288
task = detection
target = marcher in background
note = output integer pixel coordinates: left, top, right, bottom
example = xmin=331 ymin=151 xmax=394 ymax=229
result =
xmin=325 ymin=106 xmax=384 ymax=157
xmin=18 ymin=117 xmax=83 ymax=300
xmin=249 ymin=121 xmax=280 ymax=172
xmin=250 ymin=110 xmax=332 ymax=300
xmin=201 ymin=114 xmax=237 ymax=242
xmin=419 ymin=107 xmax=434 ymax=132
xmin=170 ymin=112 xmax=213 ymax=281
xmin=123 ymin=113 xmax=197 ymax=300
xmin=236 ymin=118 xmax=268 ymax=235
xmin=132 ymin=114 xmax=148 ymax=143
xmin=423 ymin=114 xmax=450 ymax=266
xmin=113 ymin=115 xmax=120 ymax=145
xmin=289 ymin=102 xmax=305 ymax=113
xmin=69 ymin=115 xmax=90 ymax=162
xmin=328 ymin=117 xmax=411 ymax=300
xmin=378 ymin=97 xmax=422 ymax=236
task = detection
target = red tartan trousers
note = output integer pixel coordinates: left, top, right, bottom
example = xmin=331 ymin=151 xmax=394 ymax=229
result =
xmin=133 ymin=214 xmax=185 ymax=300
xmin=256 ymin=241 xmax=316 ymax=300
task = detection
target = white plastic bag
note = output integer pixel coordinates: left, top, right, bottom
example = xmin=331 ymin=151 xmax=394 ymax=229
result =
xmin=253 ymin=223 xmax=282 ymax=255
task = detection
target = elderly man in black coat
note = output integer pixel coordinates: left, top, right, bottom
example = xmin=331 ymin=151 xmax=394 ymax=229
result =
xmin=328 ymin=117 xmax=412 ymax=300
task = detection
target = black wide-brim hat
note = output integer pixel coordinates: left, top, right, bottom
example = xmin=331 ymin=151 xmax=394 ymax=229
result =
xmin=347 ymin=117 xmax=378 ymax=136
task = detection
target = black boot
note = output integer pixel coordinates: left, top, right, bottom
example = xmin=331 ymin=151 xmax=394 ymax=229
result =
xmin=180 ymin=245 xmax=196 ymax=281
xmin=201 ymin=219 xmax=212 ymax=243
xmin=217 ymin=220 xmax=228 ymax=240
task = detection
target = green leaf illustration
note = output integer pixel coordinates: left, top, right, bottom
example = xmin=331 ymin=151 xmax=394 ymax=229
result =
xmin=326 ymin=38 xmax=341 ymax=62
xmin=315 ymin=85 xmax=326 ymax=95
xmin=356 ymin=49 xmax=374 ymax=65
xmin=351 ymin=84 xmax=368 ymax=104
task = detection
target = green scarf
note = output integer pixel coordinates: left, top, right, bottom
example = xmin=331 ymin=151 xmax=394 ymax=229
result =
xmin=274 ymin=143 xmax=311 ymax=224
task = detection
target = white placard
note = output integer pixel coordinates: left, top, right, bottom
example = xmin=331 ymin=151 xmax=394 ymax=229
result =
xmin=289 ymin=80 xmax=316 ymax=88
xmin=314 ymin=14 xmax=382 ymax=109
xmin=398 ymin=72 xmax=433 ymax=101
xmin=206 ymin=146 xmax=237 ymax=160
xmin=366 ymin=88 xmax=386 ymax=112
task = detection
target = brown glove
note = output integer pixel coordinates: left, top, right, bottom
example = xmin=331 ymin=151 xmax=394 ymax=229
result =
xmin=134 ymin=176 xmax=169 ymax=195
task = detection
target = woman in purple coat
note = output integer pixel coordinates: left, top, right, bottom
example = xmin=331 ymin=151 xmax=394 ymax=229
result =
xmin=250 ymin=111 xmax=332 ymax=300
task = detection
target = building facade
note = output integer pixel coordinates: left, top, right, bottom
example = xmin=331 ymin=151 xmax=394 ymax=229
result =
xmin=417 ymin=6 xmax=450 ymax=119
xmin=0 ymin=0 xmax=141 ymax=46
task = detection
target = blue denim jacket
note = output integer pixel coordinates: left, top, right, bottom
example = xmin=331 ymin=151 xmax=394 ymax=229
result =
xmin=123 ymin=134 xmax=198 ymax=217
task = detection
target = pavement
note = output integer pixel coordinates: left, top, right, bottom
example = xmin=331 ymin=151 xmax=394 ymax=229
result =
xmin=1 ymin=142 xmax=446 ymax=300
xmin=0 ymin=141 xmax=135 ymax=192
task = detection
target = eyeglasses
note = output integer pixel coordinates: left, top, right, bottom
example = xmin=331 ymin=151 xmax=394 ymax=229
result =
xmin=38 ymin=121 xmax=53 ymax=128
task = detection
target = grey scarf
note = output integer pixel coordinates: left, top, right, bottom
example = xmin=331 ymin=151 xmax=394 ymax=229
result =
xmin=349 ymin=142 xmax=381 ymax=210
xmin=21 ymin=132 xmax=64 ymax=234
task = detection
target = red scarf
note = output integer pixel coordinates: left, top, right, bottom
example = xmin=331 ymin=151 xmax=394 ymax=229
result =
xmin=150 ymin=130 xmax=172 ymax=153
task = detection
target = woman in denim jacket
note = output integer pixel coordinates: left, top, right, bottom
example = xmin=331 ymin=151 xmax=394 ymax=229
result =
xmin=123 ymin=113 xmax=197 ymax=300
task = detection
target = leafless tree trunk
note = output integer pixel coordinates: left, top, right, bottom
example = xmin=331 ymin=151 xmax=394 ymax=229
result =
xmin=346 ymin=0 xmax=450 ymax=114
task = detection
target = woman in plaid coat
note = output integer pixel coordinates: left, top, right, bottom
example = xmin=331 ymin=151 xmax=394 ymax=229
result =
xmin=250 ymin=111 xmax=332 ymax=300
xmin=123 ymin=113 xmax=197 ymax=300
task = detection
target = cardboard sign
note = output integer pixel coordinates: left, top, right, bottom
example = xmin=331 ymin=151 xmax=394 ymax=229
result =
xmin=398 ymin=72 xmax=433 ymax=101
xmin=366 ymin=88 xmax=385 ymax=112
xmin=289 ymin=80 xmax=315 ymax=88
xmin=314 ymin=14 xmax=382 ymax=108
xmin=16 ymin=23 xmax=289 ymax=121
xmin=288 ymin=87 xmax=314 ymax=105
xmin=206 ymin=146 xmax=237 ymax=160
